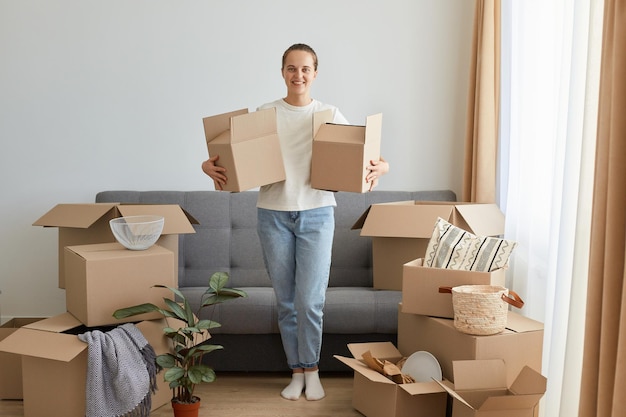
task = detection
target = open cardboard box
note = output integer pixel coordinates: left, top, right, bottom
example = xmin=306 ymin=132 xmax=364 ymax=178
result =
xmin=435 ymin=359 xmax=546 ymax=417
xmin=402 ymin=258 xmax=507 ymax=318
xmin=33 ymin=202 xmax=198 ymax=288
xmin=0 ymin=313 xmax=180 ymax=417
xmin=335 ymin=341 xmax=447 ymax=417
xmin=0 ymin=318 xmax=45 ymax=399
xmin=310 ymin=111 xmax=382 ymax=193
xmin=352 ymin=201 xmax=504 ymax=290
xmin=64 ymin=242 xmax=175 ymax=327
xmin=202 ymin=107 xmax=286 ymax=192
xmin=398 ymin=306 xmax=544 ymax=387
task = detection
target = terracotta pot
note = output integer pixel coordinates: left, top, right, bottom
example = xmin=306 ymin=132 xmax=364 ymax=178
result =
xmin=171 ymin=397 xmax=201 ymax=417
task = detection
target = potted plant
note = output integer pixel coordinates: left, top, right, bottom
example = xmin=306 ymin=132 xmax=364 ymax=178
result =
xmin=113 ymin=271 xmax=247 ymax=416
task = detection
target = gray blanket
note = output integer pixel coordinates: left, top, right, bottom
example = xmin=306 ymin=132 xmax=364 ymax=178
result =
xmin=78 ymin=323 xmax=159 ymax=417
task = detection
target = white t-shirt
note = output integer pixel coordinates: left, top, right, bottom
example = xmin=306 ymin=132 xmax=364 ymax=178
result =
xmin=256 ymin=98 xmax=349 ymax=211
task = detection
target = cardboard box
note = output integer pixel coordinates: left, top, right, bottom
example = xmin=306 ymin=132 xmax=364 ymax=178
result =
xmin=33 ymin=203 xmax=198 ymax=288
xmin=0 ymin=313 xmax=173 ymax=417
xmin=352 ymin=201 xmax=505 ymax=290
xmin=311 ymin=111 xmax=382 ymax=193
xmin=398 ymin=306 xmax=544 ymax=386
xmin=0 ymin=318 xmax=45 ymax=399
xmin=202 ymin=107 xmax=286 ymax=192
xmin=435 ymin=359 xmax=546 ymax=417
xmin=335 ymin=342 xmax=447 ymax=417
xmin=402 ymin=258 xmax=507 ymax=318
xmin=64 ymin=242 xmax=175 ymax=327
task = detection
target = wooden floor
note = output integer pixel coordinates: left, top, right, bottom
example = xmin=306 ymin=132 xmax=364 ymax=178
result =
xmin=0 ymin=372 xmax=363 ymax=417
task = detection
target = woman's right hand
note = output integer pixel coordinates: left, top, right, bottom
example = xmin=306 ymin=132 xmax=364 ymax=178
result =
xmin=201 ymin=155 xmax=228 ymax=190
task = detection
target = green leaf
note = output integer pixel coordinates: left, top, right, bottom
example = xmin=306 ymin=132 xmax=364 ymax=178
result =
xmin=187 ymin=344 xmax=223 ymax=358
xmin=201 ymin=368 xmax=217 ymax=383
xmin=163 ymin=298 xmax=188 ymax=322
xmin=164 ymin=367 xmax=185 ymax=382
xmin=183 ymin=297 xmax=195 ymax=326
xmin=153 ymin=284 xmax=186 ymax=302
xmin=219 ymin=288 xmax=248 ymax=298
xmin=170 ymin=333 xmax=187 ymax=347
xmin=156 ymin=354 xmax=176 ymax=369
xmin=201 ymin=292 xmax=245 ymax=308
xmin=209 ymin=272 xmax=229 ymax=292
xmin=112 ymin=303 xmax=159 ymax=319
xmin=196 ymin=319 xmax=218 ymax=330
xmin=188 ymin=364 xmax=215 ymax=384
xmin=187 ymin=366 xmax=204 ymax=384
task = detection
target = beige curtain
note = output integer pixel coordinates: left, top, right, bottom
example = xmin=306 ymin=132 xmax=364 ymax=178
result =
xmin=462 ymin=0 xmax=500 ymax=203
xmin=578 ymin=1 xmax=626 ymax=416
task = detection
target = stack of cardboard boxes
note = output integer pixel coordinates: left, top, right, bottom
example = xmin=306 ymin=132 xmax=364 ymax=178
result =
xmin=0 ymin=203 xmax=198 ymax=417
xmin=337 ymin=201 xmax=547 ymax=417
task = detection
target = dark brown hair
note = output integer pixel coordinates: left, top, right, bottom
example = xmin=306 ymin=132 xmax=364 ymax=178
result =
xmin=281 ymin=43 xmax=318 ymax=70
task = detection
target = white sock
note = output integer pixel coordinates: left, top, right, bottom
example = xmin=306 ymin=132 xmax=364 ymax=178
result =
xmin=281 ymin=373 xmax=305 ymax=400
xmin=304 ymin=369 xmax=325 ymax=401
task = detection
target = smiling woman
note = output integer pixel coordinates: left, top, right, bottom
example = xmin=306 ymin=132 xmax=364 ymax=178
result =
xmin=201 ymin=43 xmax=389 ymax=402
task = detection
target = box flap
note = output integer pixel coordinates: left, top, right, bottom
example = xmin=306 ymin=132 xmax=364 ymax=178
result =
xmin=23 ymin=312 xmax=82 ymax=333
xmin=65 ymin=241 xmax=124 ymax=257
xmin=0 ymin=326 xmax=86 ymax=362
xmin=433 ymin=379 xmax=475 ymax=410
xmin=334 ymin=355 xmax=396 ymax=384
xmin=399 ymin=380 xmax=446 ymax=396
xmin=479 ymin=393 xmax=545 ymax=411
xmin=364 ymin=113 xmax=382 ymax=146
xmin=230 ymin=107 xmax=277 ymax=144
xmin=357 ymin=203 xmax=455 ymax=238
xmin=33 ymin=203 xmax=117 ymax=228
xmin=315 ymin=123 xmax=366 ymax=144
xmin=66 ymin=242 xmax=171 ymax=261
xmin=352 ymin=201 xmax=506 ymax=239
xmin=203 ymin=108 xmax=248 ymax=144
xmin=0 ymin=317 xmax=43 ymax=329
xmin=509 ymin=366 xmax=547 ymax=395
xmin=454 ymin=204 xmax=504 ymax=236
xmin=347 ymin=341 xmax=402 ymax=361
xmin=505 ymin=311 xmax=544 ymax=333
xmin=452 ymin=359 xmax=507 ymax=390
xmin=351 ymin=205 xmax=372 ymax=230
xmin=116 ymin=204 xmax=198 ymax=234
xmin=313 ymin=109 xmax=333 ymax=137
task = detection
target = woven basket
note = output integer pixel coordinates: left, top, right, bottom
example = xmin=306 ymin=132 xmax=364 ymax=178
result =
xmin=439 ymin=285 xmax=524 ymax=336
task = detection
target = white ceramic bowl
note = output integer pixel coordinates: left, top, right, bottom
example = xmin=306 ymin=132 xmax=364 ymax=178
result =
xmin=109 ymin=215 xmax=164 ymax=250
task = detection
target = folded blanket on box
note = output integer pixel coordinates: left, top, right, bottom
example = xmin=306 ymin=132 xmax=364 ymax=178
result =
xmin=78 ymin=323 xmax=159 ymax=417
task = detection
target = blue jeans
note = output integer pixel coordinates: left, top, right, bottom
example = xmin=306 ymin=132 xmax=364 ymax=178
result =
xmin=257 ymin=206 xmax=335 ymax=370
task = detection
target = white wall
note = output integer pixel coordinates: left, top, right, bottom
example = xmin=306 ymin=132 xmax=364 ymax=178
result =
xmin=0 ymin=0 xmax=474 ymax=319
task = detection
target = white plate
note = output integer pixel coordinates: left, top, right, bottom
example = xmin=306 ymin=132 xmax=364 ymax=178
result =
xmin=401 ymin=351 xmax=443 ymax=382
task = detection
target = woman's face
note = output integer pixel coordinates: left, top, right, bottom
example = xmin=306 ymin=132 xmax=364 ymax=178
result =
xmin=281 ymin=50 xmax=317 ymax=98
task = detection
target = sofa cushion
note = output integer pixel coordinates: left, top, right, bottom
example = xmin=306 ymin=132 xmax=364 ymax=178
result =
xmin=179 ymin=286 xmax=402 ymax=335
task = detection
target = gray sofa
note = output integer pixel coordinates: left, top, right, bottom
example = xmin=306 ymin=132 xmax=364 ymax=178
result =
xmin=96 ymin=189 xmax=456 ymax=372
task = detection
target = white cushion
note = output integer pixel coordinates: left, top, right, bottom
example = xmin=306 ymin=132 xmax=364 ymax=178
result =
xmin=424 ymin=217 xmax=516 ymax=272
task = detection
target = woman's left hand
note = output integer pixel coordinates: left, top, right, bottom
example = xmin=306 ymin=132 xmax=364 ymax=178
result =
xmin=366 ymin=156 xmax=389 ymax=191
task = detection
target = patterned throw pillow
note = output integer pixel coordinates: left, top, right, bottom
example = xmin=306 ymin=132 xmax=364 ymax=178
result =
xmin=424 ymin=217 xmax=517 ymax=272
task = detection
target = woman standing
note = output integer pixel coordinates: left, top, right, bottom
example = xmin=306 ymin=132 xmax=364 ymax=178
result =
xmin=202 ymin=43 xmax=389 ymax=401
